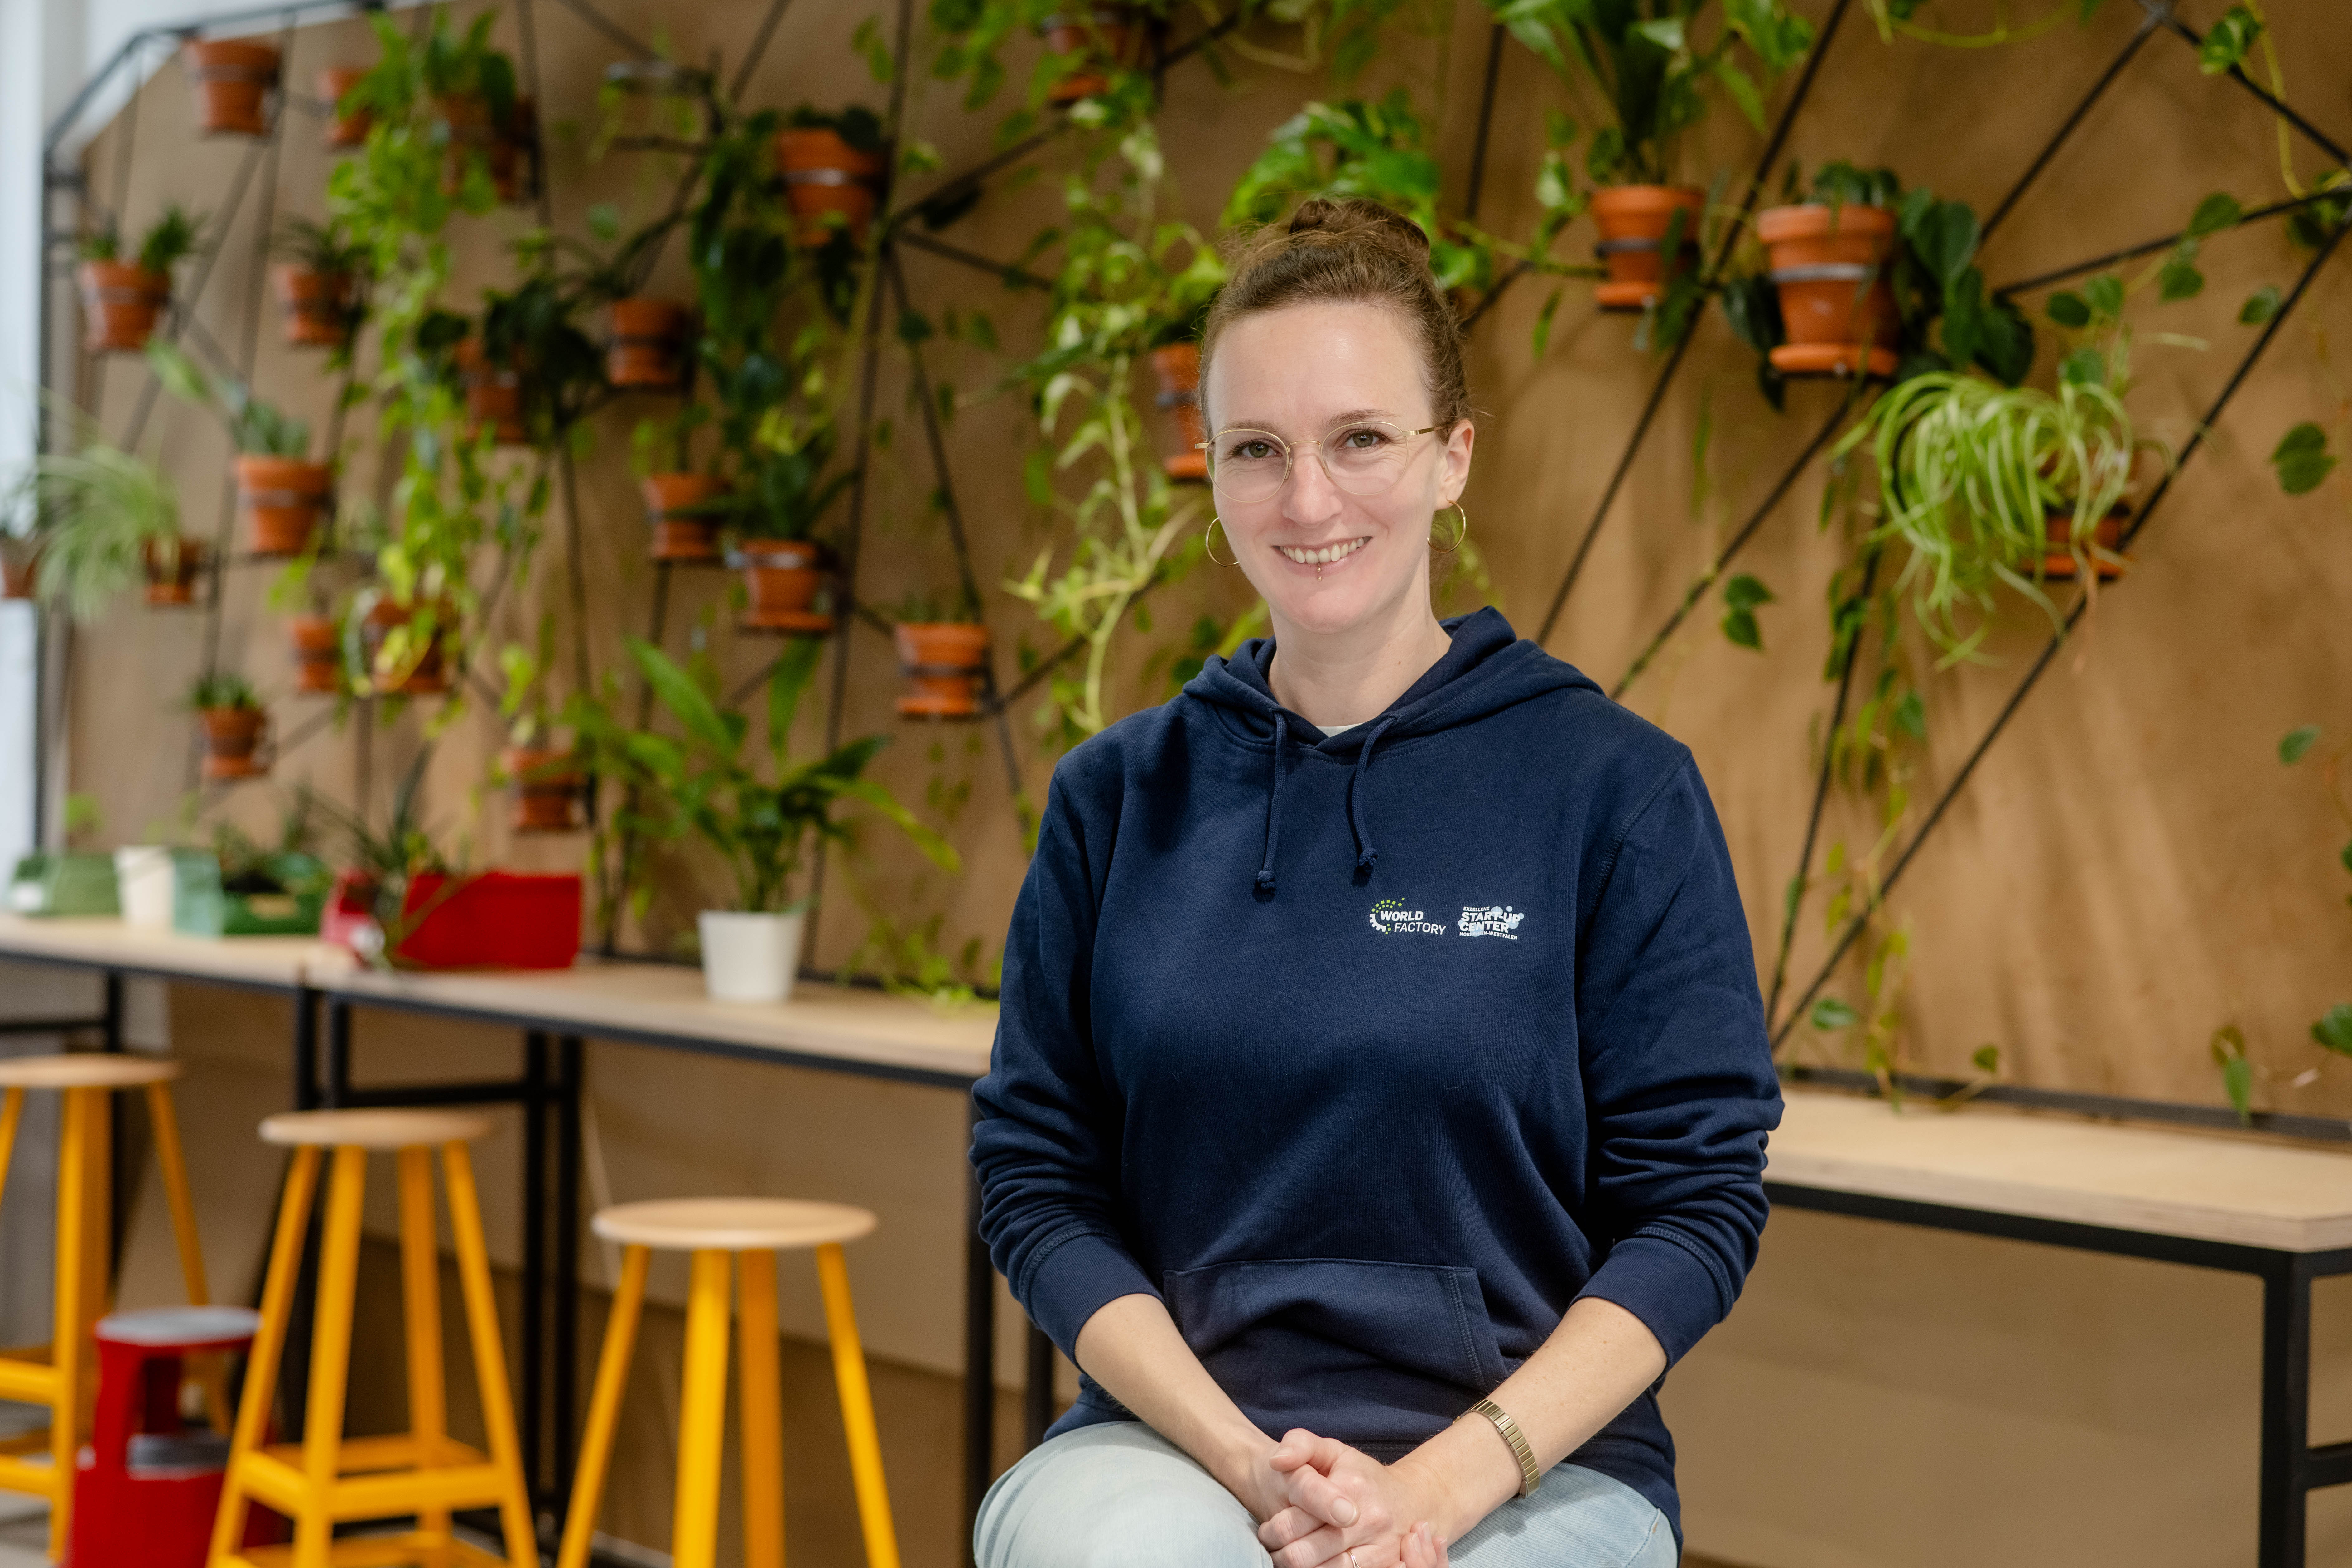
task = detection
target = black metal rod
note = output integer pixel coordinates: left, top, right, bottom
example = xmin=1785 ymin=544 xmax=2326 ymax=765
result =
xmin=1993 ymin=189 xmax=2352 ymax=298
xmin=1463 ymin=23 xmax=1507 ymax=224
xmin=553 ymin=1034 xmax=584 ymax=1519
xmin=121 ymin=132 xmax=271 ymax=454
xmin=323 ymin=997 xmax=350 ymax=1106
xmin=729 ymin=0 xmax=795 ymax=103
xmin=521 ymin=1030 xmax=549 ymax=1503
xmin=1455 ymin=259 xmax=1526 ymax=333
xmin=889 ymin=250 xmax=986 ymax=615
xmin=1610 ymin=399 xmax=1848 ymax=699
xmin=894 ymin=229 xmax=1054 ymax=291
xmin=2258 ymin=1259 xmax=2312 ymax=1568
xmin=2160 ymin=10 xmax=2351 ymax=167
xmin=1534 ymin=0 xmax=1855 ymax=644
xmin=543 ymin=0 xmax=656 ymax=61
xmin=1771 ymin=211 xmax=2351 ymax=1052
xmin=889 ymin=131 xmax=1058 ymax=239
xmin=1978 ymin=8 xmax=2162 ymax=241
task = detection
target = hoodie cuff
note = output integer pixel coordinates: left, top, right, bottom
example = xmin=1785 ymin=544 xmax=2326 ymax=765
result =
xmin=1019 ymin=1227 xmax=1161 ymax=1360
xmin=1574 ymin=1228 xmax=1735 ymax=1367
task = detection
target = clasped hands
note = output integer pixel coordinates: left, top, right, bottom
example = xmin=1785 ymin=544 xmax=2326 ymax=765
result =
xmin=1243 ymin=1430 xmax=1453 ymax=1568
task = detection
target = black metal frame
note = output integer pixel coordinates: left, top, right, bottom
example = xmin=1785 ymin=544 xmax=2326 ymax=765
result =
xmin=1766 ymin=1178 xmax=2352 ymax=1568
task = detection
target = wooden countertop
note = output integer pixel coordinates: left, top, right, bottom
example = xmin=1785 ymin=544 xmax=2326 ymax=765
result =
xmin=0 ymin=913 xmax=331 ymax=989
xmin=1770 ymin=1089 xmax=2352 ymax=1254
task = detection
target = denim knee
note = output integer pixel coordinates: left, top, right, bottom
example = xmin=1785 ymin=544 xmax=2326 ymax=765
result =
xmin=976 ymin=1422 xmax=1271 ymax=1568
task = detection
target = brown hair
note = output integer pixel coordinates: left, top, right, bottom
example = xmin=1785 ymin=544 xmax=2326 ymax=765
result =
xmin=1198 ymin=196 xmax=1472 ymax=433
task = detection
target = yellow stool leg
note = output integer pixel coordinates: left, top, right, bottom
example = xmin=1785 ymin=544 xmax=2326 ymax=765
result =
xmin=816 ymin=1243 xmax=900 ymax=1568
xmin=145 ymin=1082 xmax=230 ymax=1428
xmin=48 ymin=1085 xmax=110 ymax=1561
xmin=398 ymin=1146 xmax=453 ymax=1559
xmin=556 ymin=1245 xmax=650 ymax=1568
xmin=0 ymin=1087 xmax=22 ymax=1215
xmin=672 ymin=1250 xmax=733 ymax=1568
xmin=737 ymin=1250 xmax=785 ymax=1568
xmin=293 ymin=1146 xmax=367 ymax=1568
xmin=440 ymin=1140 xmax=540 ymax=1566
xmin=209 ymin=1146 xmax=321 ymax=1568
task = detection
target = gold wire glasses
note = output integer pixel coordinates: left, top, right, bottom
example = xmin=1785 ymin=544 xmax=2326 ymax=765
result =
xmin=1198 ymin=418 xmax=1443 ymax=504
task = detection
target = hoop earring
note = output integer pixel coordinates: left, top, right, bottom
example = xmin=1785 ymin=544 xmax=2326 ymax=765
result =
xmin=1432 ymin=502 xmax=1468 ymax=555
xmin=1205 ymin=516 xmax=1239 ymax=567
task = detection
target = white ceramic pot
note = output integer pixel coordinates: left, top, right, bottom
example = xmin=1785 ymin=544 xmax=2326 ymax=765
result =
xmin=114 ymin=845 xmax=175 ymax=929
xmin=697 ymin=909 xmax=804 ymax=1003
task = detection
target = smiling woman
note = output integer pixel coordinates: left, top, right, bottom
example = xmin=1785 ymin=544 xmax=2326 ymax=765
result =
xmin=970 ymin=197 xmax=1780 ymax=1568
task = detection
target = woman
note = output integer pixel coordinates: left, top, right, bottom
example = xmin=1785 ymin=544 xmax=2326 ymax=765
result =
xmin=971 ymin=197 xmax=1780 ymax=1568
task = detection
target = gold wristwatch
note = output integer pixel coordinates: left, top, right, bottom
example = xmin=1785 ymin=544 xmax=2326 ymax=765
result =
xmin=1469 ymin=1397 xmax=1541 ymax=1499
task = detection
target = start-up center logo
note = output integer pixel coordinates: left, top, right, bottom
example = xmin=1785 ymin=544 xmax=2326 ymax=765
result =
xmin=1458 ymin=905 xmax=1524 ymax=939
xmin=1368 ymin=898 xmax=1448 ymax=935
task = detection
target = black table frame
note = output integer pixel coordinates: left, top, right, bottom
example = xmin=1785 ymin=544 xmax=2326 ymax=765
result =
xmin=1768 ymin=1180 xmax=2352 ymax=1568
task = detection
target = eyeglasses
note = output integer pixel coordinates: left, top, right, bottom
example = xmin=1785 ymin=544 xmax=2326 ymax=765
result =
xmin=1198 ymin=418 xmax=1443 ymax=505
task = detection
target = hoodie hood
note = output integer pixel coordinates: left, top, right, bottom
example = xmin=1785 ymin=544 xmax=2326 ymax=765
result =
xmin=1179 ymin=607 xmax=1599 ymax=894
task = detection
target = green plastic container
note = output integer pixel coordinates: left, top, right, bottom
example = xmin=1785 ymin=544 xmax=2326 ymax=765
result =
xmin=170 ymin=850 xmax=330 ymax=938
xmin=5 ymin=852 xmax=121 ymax=917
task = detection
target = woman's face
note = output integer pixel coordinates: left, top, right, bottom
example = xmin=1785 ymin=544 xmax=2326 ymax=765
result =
xmin=1201 ymin=301 xmax=1474 ymax=639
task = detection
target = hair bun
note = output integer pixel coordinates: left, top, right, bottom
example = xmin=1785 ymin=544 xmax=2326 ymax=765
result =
xmin=1285 ymin=196 xmax=1433 ymax=263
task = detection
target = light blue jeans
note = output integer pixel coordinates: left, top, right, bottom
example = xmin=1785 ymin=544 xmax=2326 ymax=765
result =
xmin=976 ymin=1422 xmax=1677 ymax=1568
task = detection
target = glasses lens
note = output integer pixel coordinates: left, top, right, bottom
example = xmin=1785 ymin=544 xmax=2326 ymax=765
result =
xmin=1323 ymin=421 xmax=1416 ymax=497
xmin=1210 ymin=430 xmax=1289 ymax=503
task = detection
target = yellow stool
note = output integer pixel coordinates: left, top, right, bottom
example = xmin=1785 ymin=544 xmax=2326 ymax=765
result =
xmin=208 ymin=1109 xmax=537 ymax=1568
xmin=558 ymin=1198 xmax=900 ymax=1568
xmin=0 ymin=1052 xmax=212 ymax=1560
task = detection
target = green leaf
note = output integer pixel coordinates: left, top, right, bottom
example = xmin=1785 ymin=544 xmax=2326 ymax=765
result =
xmin=2271 ymin=422 xmax=2337 ymax=496
xmin=837 ymin=777 xmax=962 ymax=872
xmin=1810 ymin=997 xmax=1860 ymax=1031
xmin=2198 ymin=5 xmax=2262 ymax=75
xmin=1894 ymin=690 xmax=1926 ymax=739
xmin=2157 ymin=252 xmax=2205 ymax=302
xmin=2221 ymin=1054 xmax=2253 ymax=1124
xmin=2239 ymin=284 xmax=2282 ymax=325
xmin=1713 ymin=56 xmax=1766 ymax=134
xmin=2084 ymin=274 xmax=2125 ymax=320
xmin=2340 ymin=841 xmax=2351 ymax=877
xmin=1631 ymin=17 xmax=1687 ymax=51
xmin=626 ymin=638 xmax=737 ymax=757
xmin=2058 ymin=346 xmax=2107 ymax=387
xmin=2312 ymin=1004 xmax=2352 ymax=1056
xmin=2280 ymin=724 xmax=2321 ymax=764
xmin=2186 ymin=192 xmax=2243 ymax=238
xmin=1724 ymin=572 xmax=1774 ymax=610
xmin=1970 ymin=1043 xmax=2001 ymax=1075
xmin=1531 ymin=287 xmax=1564 ymax=360
xmin=2046 ymin=292 xmax=2092 ymax=328
xmin=1721 ymin=607 xmax=1762 ymax=650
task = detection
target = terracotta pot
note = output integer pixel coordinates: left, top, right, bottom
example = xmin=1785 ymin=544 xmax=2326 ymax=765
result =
xmin=198 ymin=706 xmax=268 ymax=781
xmin=774 ymin=128 xmax=886 ymax=246
xmin=1756 ymin=204 xmax=1902 ymax=379
xmin=235 ymin=455 xmax=332 ymax=557
xmin=274 ymin=265 xmax=354 ymax=347
xmin=185 ymin=39 xmax=279 ymax=137
xmin=143 ymin=538 xmax=203 ymax=606
xmin=78 ymin=261 xmax=168 ymax=353
xmin=289 ymin=614 xmax=343 ymax=694
xmin=455 ymin=338 xmax=527 ymax=445
xmin=1039 ymin=6 xmax=1138 ymax=104
xmin=360 ymin=600 xmax=450 ymax=696
xmin=609 ymin=298 xmax=690 ymax=389
xmin=2040 ymin=508 xmax=2127 ymax=582
xmin=1590 ymin=185 xmax=1705 ymax=312
xmin=1149 ymin=344 xmax=1207 ymax=482
xmin=503 ymin=745 xmax=581 ymax=833
xmin=1 ymin=544 xmax=36 ymax=600
xmin=642 ymin=473 xmax=728 ymax=562
xmin=439 ymin=93 xmax=534 ymax=203
xmin=894 ymin=622 xmax=990 ymax=718
xmin=320 ymin=67 xmax=370 ymax=148
xmin=739 ymin=538 xmax=831 ymax=634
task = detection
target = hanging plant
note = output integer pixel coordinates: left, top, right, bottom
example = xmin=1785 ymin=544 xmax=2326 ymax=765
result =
xmin=892 ymin=591 xmax=991 ymax=717
xmin=76 ymin=206 xmax=203 ymax=354
xmin=147 ymin=341 xmax=335 ymax=558
xmin=497 ymin=622 xmax=582 ymax=833
xmin=289 ymin=612 xmax=344 ymax=693
xmin=26 ymin=432 xmax=192 ymax=620
xmin=318 ymin=66 xmax=372 ymax=148
xmin=774 ymin=106 xmax=889 ymax=248
xmin=270 ymin=216 xmax=369 ymax=350
xmin=184 ymin=37 xmax=281 ymax=137
xmin=188 ymin=671 xmax=269 ymax=781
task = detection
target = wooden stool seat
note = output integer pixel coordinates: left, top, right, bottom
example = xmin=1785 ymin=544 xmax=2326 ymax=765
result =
xmin=259 ymin=1107 xmax=496 ymax=1149
xmin=591 ymin=1196 xmax=878 ymax=1251
xmin=0 ymin=1051 xmax=181 ymax=1088
xmin=0 ymin=1052 xmax=212 ymax=1557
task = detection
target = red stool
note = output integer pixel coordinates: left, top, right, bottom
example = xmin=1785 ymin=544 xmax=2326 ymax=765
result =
xmin=68 ymin=1306 xmax=274 ymax=1568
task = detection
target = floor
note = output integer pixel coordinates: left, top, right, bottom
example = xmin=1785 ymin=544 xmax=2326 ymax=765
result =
xmin=0 ymin=1493 xmax=44 ymax=1568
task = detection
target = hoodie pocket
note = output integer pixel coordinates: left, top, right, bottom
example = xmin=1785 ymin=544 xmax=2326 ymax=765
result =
xmin=1162 ymin=1257 xmax=1510 ymax=1409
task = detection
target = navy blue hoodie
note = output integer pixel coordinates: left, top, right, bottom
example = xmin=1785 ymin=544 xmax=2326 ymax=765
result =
xmin=971 ymin=608 xmax=1780 ymax=1542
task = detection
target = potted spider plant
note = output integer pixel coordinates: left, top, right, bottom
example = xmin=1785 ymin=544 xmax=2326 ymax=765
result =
xmin=573 ymin=637 xmax=957 ymax=1002
xmin=184 ymin=36 xmax=280 ymax=136
xmin=27 ymin=435 xmax=196 ymax=617
xmin=634 ymin=409 xmax=727 ymax=561
xmin=188 ymin=671 xmax=269 ymax=781
xmin=271 ymin=217 xmax=367 ymax=348
xmin=76 ymin=206 xmax=203 ymax=354
xmin=318 ymin=65 xmax=372 ymax=147
xmin=1487 ymin=0 xmax=1813 ymax=313
xmin=497 ymin=622 xmax=582 ymax=834
xmin=148 ymin=341 xmax=332 ymax=557
xmin=893 ymin=591 xmax=991 ymax=718
xmin=289 ymin=610 xmax=344 ymax=693
xmin=774 ymin=105 xmax=887 ymax=247
xmin=316 ymin=753 xmax=584 ymax=969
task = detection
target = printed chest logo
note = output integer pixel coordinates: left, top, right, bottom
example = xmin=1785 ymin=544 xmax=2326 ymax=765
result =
xmin=1367 ymin=900 xmax=1527 ymax=939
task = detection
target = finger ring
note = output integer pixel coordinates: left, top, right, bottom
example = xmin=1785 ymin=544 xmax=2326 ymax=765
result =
xmin=1345 ymin=1554 xmax=1358 ymax=1568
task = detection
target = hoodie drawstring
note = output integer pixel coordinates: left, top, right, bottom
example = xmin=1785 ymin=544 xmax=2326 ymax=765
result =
xmin=1347 ymin=715 xmax=1401 ymax=876
xmin=1255 ymin=712 xmax=1288 ymax=895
